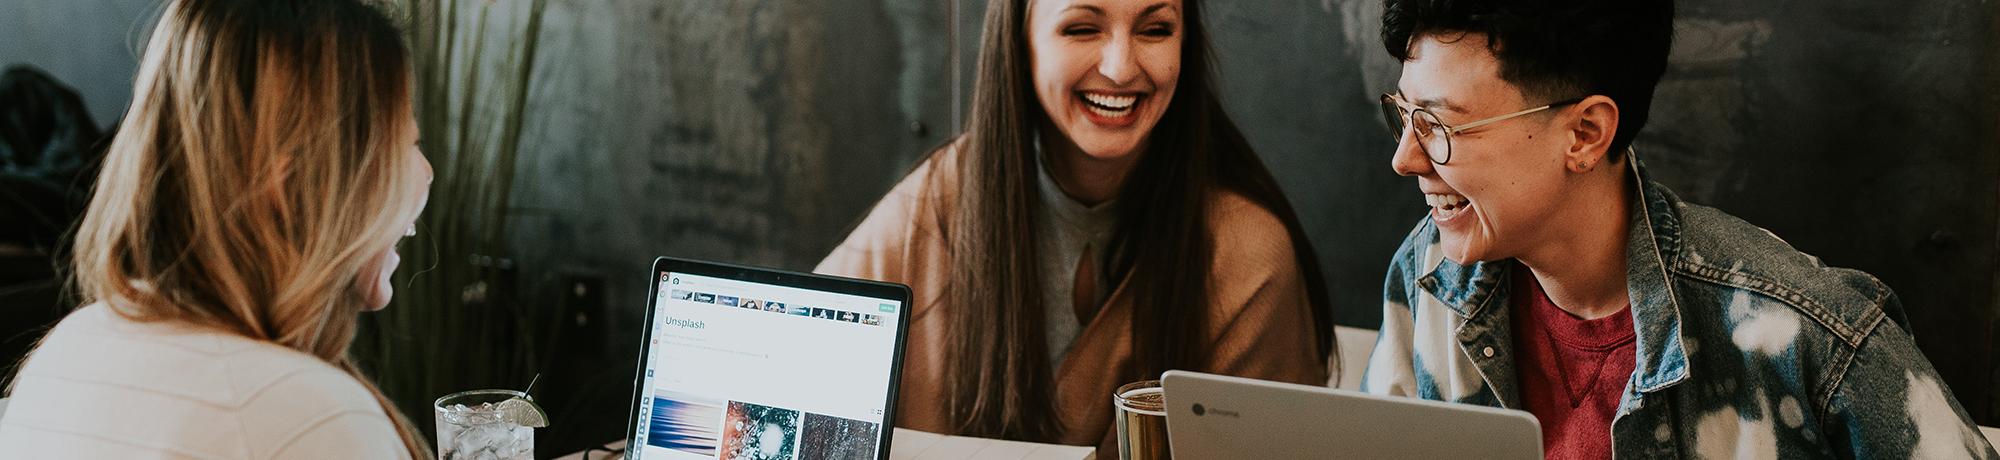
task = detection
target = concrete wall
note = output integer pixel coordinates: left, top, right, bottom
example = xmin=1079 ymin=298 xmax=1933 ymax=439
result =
xmin=3 ymin=0 xmax=1995 ymax=446
xmin=0 ymin=0 xmax=158 ymax=129
xmin=494 ymin=0 xmax=959 ymax=451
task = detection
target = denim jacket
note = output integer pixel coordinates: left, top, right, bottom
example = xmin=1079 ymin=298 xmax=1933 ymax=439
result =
xmin=1361 ymin=154 xmax=1998 ymax=459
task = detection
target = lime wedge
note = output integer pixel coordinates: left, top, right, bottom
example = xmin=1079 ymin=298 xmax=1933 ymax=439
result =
xmin=494 ymin=396 xmax=549 ymax=428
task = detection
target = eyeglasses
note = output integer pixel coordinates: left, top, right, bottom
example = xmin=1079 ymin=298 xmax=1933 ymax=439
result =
xmin=1379 ymin=93 xmax=1583 ymax=165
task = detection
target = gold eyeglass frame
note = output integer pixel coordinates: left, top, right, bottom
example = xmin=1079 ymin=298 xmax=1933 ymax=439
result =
xmin=1380 ymin=93 xmax=1585 ymax=165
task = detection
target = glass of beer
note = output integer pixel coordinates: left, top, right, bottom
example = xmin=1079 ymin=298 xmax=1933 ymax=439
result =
xmin=1114 ymin=380 xmax=1171 ymax=459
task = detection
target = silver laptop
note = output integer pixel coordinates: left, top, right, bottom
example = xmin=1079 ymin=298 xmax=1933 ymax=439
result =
xmin=1162 ymin=370 xmax=1541 ymax=459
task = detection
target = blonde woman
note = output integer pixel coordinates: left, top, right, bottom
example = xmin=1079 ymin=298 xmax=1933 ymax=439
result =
xmin=0 ymin=0 xmax=433 ymax=457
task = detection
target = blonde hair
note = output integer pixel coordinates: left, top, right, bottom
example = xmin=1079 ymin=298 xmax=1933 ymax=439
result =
xmin=64 ymin=0 xmax=430 ymax=456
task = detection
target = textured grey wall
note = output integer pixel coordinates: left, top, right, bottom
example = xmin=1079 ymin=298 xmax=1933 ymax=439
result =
xmin=492 ymin=0 xmax=958 ymax=451
xmin=1 ymin=0 xmax=1993 ymax=436
xmin=499 ymin=0 xmax=954 ymax=347
xmin=0 ymin=0 xmax=158 ymax=129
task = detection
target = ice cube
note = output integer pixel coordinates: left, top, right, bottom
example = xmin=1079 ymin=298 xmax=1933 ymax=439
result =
xmin=439 ymin=421 xmax=533 ymax=460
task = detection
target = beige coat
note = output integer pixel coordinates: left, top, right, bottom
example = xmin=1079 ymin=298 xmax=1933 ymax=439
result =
xmin=816 ymin=145 xmax=1327 ymax=456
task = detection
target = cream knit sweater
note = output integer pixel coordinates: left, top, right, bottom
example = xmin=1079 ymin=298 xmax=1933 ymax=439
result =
xmin=0 ymin=304 xmax=409 ymax=459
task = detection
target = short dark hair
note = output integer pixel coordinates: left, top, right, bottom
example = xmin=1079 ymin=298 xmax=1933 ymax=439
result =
xmin=1381 ymin=0 xmax=1675 ymax=157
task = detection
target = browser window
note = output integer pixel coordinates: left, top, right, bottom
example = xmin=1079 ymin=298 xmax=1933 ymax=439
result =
xmin=632 ymin=271 xmax=903 ymax=460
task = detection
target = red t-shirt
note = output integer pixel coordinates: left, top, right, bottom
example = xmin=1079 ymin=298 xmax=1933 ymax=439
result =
xmin=1509 ymin=266 xmax=1636 ymax=460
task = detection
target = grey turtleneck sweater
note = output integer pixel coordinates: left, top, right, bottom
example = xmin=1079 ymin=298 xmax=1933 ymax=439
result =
xmin=1033 ymin=150 xmax=1120 ymax=369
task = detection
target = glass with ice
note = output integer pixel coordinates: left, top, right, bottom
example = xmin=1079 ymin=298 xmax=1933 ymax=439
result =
xmin=434 ymin=389 xmax=548 ymax=460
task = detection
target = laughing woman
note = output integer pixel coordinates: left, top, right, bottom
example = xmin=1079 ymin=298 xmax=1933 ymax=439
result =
xmin=0 ymin=0 xmax=432 ymax=457
xmin=817 ymin=0 xmax=1333 ymax=453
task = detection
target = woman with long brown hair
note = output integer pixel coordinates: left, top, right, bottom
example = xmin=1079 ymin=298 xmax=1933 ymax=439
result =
xmin=0 ymin=0 xmax=432 ymax=457
xmin=817 ymin=0 xmax=1333 ymax=454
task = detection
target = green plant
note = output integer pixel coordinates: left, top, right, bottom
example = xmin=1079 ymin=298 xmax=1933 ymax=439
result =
xmin=352 ymin=0 xmax=555 ymax=442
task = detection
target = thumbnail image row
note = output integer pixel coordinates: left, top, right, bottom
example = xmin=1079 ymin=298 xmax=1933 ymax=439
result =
xmin=645 ymin=390 xmax=881 ymax=460
xmin=669 ymin=290 xmax=883 ymax=326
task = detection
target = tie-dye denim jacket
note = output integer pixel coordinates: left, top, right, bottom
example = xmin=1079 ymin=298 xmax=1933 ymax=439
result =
xmin=1361 ymin=155 xmax=1998 ymax=459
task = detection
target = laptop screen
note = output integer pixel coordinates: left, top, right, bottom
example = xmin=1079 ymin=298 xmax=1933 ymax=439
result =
xmin=630 ymin=269 xmax=904 ymax=460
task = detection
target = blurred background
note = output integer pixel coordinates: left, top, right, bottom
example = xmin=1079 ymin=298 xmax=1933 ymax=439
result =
xmin=2 ymin=0 xmax=1994 ymax=456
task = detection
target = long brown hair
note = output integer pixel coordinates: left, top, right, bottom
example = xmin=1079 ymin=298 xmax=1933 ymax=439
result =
xmin=58 ymin=0 xmax=431 ymax=456
xmin=939 ymin=0 xmax=1333 ymax=441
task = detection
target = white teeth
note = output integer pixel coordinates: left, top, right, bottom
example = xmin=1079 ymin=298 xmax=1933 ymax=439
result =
xmin=1083 ymin=92 xmax=1137 ymax=110
xmin=1423 ymin=193 xmax=1468 ymax=208
xmin=1087 ymin=104 xmax=1128 ymax=118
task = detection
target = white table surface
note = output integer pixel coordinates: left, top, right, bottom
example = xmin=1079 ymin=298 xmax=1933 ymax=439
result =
xmin=556 ymin=428 xmax=1094 ymax=460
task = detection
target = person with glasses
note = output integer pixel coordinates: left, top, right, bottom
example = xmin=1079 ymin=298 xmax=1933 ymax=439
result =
xmin=1359 ymin=0 xmax=1997 ymax=458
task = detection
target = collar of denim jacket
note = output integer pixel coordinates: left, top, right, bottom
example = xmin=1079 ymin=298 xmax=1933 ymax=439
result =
xmin=1620 ymin=149 xmax=1693 ymax=393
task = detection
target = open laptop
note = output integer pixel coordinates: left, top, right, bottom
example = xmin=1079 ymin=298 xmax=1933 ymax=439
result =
xmin=1161 ymin=370 xmax=1541 ymax=459
xmin=623 ymin=257 xmax=912 ymax=460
